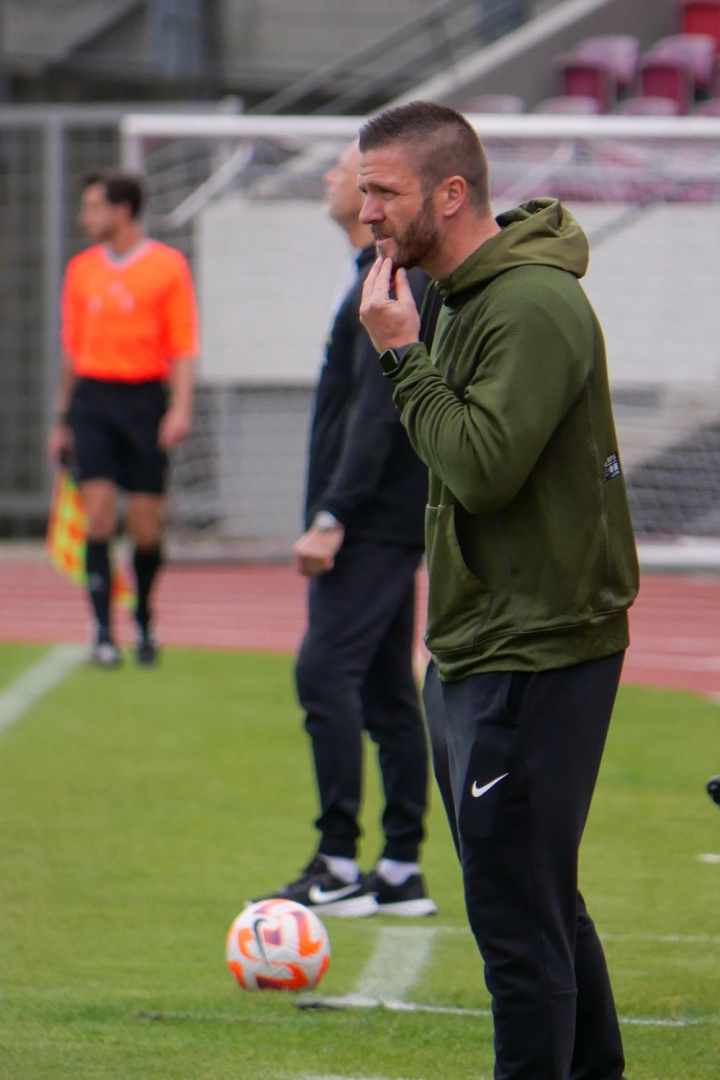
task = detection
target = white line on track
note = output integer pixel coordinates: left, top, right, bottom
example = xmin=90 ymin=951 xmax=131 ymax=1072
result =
xmin=0 ymin=644 xmax=85 ymax=735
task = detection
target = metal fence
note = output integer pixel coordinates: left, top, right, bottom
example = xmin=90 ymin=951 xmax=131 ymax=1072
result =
xmin=9 ymin=107 xmax=720 ymax=549
xmin=0 ymin=109 xmax=120 ymax=532
xmin=0 ymin=108 xmax=323 ymax=545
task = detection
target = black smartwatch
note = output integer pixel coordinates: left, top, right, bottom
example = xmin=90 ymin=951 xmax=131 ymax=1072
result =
xmin=379 ymin=343 xmax=415 ymax=376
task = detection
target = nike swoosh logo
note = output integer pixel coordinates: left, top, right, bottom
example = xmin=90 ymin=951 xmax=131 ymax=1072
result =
xmin=308 ymin=883 xmax=359 ymax=904
xmin=471 ymin=773 xmax=509 ymax=798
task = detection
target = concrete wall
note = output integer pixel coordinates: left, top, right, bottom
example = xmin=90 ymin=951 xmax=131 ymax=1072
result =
xmin=217 ymin=0 xmax=439 ymax=76
xmin=191 ymin=198 xmax=720 ymax=536
xmin=197 ymin=197 xmax=349 ymax=386
xmin=1 ymin=0 xmax=137 ymax=58
xmin=402 ymin=0 xmax=678 ymax=111
xmin=576 ymin=205 xmax=720 ymax=387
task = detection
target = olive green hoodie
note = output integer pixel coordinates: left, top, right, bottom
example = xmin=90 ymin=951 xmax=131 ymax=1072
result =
xmin=386 ymin=198 xmax=639 ymax=681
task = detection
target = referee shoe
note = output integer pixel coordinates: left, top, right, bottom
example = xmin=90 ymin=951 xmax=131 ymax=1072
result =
xmin=250 ymin=855 xmax=378 ymax=918
xmin=89 ymin=639 xmax=122 ymax=668
xmin=136 ymin=627 xmax=160 ymax=666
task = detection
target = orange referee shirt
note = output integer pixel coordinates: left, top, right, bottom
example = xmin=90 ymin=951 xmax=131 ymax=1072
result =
xmin=61 ymin=240 xmax=198 ymax=382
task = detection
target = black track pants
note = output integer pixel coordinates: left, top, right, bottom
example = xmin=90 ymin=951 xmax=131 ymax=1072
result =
xmin=423 ymin=653 xmax=626 ymax=1080
xmin=295 ymin=541 xmax=428 ymax=863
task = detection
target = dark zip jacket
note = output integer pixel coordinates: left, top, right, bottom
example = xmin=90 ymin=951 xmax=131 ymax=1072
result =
xmin=305 ymin=245 xmax=429 ymax=548
xmin=385 ymin=199 xmax=639 ymax=681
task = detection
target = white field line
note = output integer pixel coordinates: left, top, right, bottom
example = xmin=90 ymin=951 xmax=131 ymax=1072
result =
xmin=301 ymin=924 xmax=720 ymax=1029
xmin=302 ymin=994 xmax=716 ymax=1028
xmin=353 ymin=926 xmax=436 ymax=1003
xmin=433 ymin=926 xmax=720 ymax=946
xmin=0 ymin=644 xmax=85 ymax=735
xmin=602 ymin=933 xmax=720 ymax=944
xmin=302 ymin=1075 xmax=485 ymax=1080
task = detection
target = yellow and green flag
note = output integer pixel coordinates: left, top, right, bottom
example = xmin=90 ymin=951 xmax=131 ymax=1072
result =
xmin=46 ymin=470 xmax=135 ymax=608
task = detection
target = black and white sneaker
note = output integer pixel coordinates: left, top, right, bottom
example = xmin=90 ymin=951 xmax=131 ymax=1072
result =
xmin=89 ymin=639 xmax=122 ymax=668
xmin=250 ymin=856 xmax=378 ymax=918
xmin=365 ymin=870 xmax=437 ymax=917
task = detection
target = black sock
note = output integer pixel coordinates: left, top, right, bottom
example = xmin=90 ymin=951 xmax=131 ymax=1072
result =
xmin=86 ymin=540 xmax=112 ymax=642
xmin=133 ymin=545 xmax=163 ymax=635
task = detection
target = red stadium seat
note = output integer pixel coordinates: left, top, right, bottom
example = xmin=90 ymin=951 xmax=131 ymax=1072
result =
xmin=644 ymin=34 xmax=717 ymax=94
xmin=638 ymin=58 xmax=693 ymax=113
xmin=462 ymin=94 xmax=525 ymax=113
xmin=680 ymin=1 xmax=720 ymax=49
xmin=554 ymin=55 xmax=615 ymax=112
xmin=533 ymin=95 xmax=601 ymax=114
xmin=614 ymin=95 xmax=681 ymax=115
xmin=574 ymin=35 xmax=640 ymax=94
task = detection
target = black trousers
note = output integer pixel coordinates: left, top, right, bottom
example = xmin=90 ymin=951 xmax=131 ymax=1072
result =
xmin=295 ymin=540 xmax=428 ymax=863
xmin=423 ymin=653 xmax=626 ymax=1080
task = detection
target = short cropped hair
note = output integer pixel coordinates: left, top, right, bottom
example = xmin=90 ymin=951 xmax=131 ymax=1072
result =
xmin=359 ymin=100 xmax=490 ymax=214
xmin=82 ymin=168 xmax=146 ymax=219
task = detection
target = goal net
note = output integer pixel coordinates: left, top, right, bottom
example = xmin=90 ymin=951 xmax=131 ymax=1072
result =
xmin=121 ymin=112 xmax=720 ymax=560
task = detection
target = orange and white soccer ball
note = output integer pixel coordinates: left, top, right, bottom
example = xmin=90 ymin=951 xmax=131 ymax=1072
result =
xmin=226 ymin=898 xmax=331 ymax=992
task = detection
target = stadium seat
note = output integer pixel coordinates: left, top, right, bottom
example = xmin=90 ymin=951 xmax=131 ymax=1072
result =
xmin=638 ymin=58 xmax=694 ymax=114
xmin=680 ymin=1 xmax=720 ymax=50
xmin=554 ymin=55 xmax=616 ymax=112
xmin=661 ymin=33 xmax=716 ymax=90
xmin=533 ymin=95 xmax=602 ymax=114
xmin=694 ymin=96 xmax=720 ymax=112
xmin=640 ymin=35 xmax=717 ymax=110
xmin=614 ymin=96 xmax=682 ymax=115
xmin=462 ymin=94 xmax=525 ymax=113
xmin=574 ymin=35 xmax=640 ymax=94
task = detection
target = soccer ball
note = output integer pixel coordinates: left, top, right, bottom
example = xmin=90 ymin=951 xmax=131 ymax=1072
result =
xmin=226 ymin=898 xmax=331 ymax=992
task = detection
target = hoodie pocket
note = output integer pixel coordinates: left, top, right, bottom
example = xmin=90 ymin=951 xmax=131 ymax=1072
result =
xmin=425 ymin=504 xmax=491 ymax=654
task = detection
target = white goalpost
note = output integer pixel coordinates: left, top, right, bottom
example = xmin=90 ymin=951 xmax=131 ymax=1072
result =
xmin=120 ymin=112 xmax=720 ymax=565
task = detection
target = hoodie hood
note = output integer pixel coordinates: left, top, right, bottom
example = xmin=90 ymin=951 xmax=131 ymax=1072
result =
xmin=436 ymin=198 xmax=589 ymax=303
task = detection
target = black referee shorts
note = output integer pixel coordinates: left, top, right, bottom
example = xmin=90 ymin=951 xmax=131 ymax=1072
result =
xmin=70 ymin=377 xmax=169 ymax=495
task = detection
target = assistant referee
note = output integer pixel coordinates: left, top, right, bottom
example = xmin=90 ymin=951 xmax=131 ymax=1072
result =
xmin=47 ymin=169 xmax=198 ymax=666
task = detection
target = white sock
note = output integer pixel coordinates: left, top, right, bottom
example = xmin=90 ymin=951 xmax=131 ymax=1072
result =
xmin=376 ymin=858 xmax=419 ymax=886
xmin=321 ymin=855 xmax=359 ymax=884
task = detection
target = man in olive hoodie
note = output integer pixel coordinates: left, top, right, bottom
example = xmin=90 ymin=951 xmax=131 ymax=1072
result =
xmin=359 ymin=101 xmax=638 ymax=1080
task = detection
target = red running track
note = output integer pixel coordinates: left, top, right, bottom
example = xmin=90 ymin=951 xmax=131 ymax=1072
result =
xmin=1 ymin=559 xmax=719 ymax=698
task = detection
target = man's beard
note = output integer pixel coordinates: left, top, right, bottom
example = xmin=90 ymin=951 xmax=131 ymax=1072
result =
xmin=376 ymin=192 xmax=438 ymax=270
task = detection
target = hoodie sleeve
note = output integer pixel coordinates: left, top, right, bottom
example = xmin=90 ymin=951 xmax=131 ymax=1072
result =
xmin=386 ymin=273 xmax=594 ymax=516
xmin=318 ymin=269 xmax=429 ymax=526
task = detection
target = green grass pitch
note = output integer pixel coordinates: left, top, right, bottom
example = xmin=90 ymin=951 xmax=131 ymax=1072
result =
xmin=1 ymin=643 xmax=719 ymax=1079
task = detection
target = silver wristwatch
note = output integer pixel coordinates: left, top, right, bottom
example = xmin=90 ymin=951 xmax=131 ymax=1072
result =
xmin=313 ymin=511 xmax=340 ymax=532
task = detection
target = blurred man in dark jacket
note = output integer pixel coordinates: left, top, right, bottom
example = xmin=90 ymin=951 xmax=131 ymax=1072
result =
xmin=254 ymin=142 xmax=436 ymax=918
